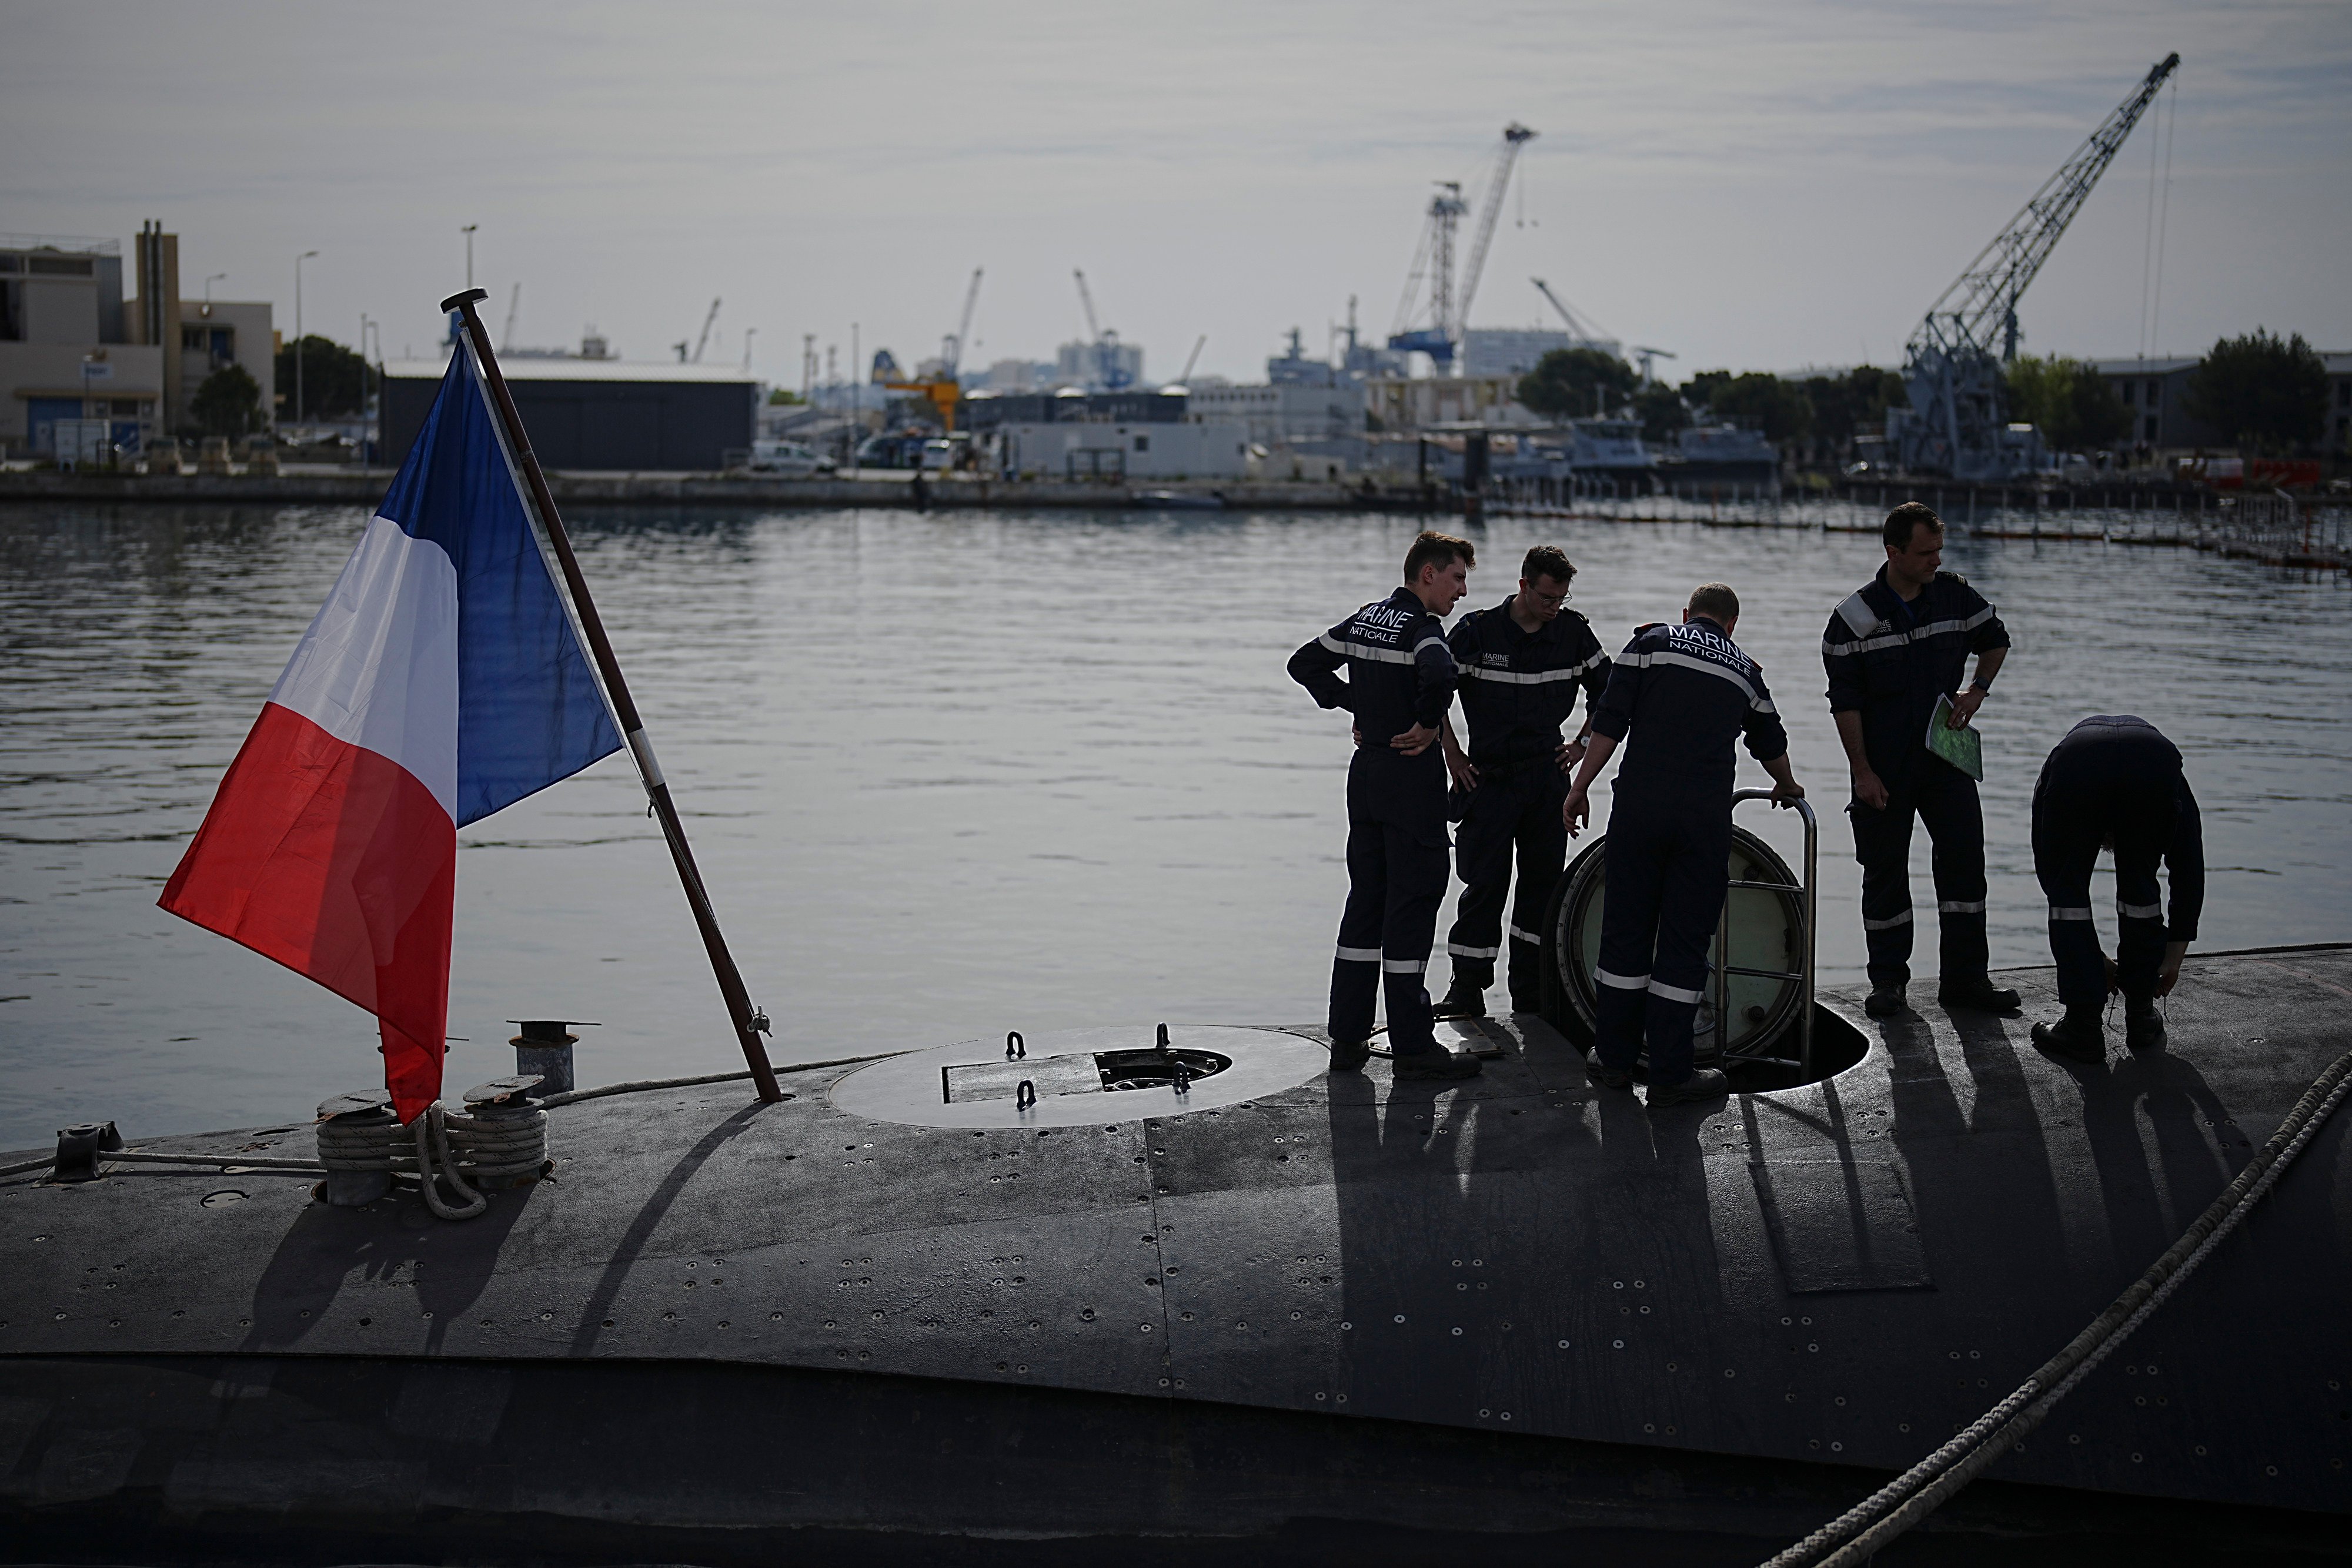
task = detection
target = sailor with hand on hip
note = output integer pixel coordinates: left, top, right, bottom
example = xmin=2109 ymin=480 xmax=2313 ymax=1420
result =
xmin=1563 ymin=583 xmax=1802 ymax=1109
xmin=2027 ymin=714 xmax=2204 ymax=1065
xmin=1433 ymin=543 xmax=1611 ymax=1021
xmin=1287 ymin=531 xmax=1484 ymax=1081
xmin=1823 ymin=502 xmax=2014 ymax=1020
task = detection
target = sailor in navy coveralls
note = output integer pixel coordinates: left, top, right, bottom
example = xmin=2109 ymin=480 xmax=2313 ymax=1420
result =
xmin=1435 ymin=544 xmax=1611 ymax=1018
xmin=1822 ymin=503 xmax=2015 ymax=1018
xmin=1287 ymin=532 xmax=1484 ymax=1080
xmin=1563 ymin=583 xmax=1802 ymax=1108
xmin=2027 ymin=714 xmax=2204 ymax=1064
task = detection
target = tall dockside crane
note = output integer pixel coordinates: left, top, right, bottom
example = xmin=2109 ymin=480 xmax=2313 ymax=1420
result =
xmin=1890 ymin=52 xmax=2179 ymax=479
xmin=941 ymin=267 xmax=983 ymax=380
xmin=1388 ymin=122 xmax=1536 ymax=371
xmin=1530 ymin=276 xmax=1619 ymax=353
xmin=1072 ymin=268 xmax=1134 ymax=391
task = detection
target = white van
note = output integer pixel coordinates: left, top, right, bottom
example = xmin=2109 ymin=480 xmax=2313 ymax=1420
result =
xmin=746 ymin=440 xmax=838 ymax=477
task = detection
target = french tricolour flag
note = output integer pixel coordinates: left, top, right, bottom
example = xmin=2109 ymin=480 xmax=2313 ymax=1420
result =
xmin=161 ymin=344 xmax=620 ymax=1122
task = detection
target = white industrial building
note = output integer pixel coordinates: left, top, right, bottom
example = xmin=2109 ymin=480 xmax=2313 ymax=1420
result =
xmin=1184 ymin=382 xmax=1368 ymax=445
xmin=995 ymin=419 xmax=1249 ymax=481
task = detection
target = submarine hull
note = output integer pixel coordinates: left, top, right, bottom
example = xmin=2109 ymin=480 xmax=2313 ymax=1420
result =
xmin=3 ymin=949 xmax=2350 ymax=1562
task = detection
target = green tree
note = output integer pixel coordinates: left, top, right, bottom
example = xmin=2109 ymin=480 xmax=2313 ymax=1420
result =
xmin=1799 ymin=366 xmax=1909 ymax=452
xmin=766 ymin=387 xmax=806 ymax=406
xmin=191 ymin=363 xmax=263 ymax=438
xmin=1631 ymin=383 xmax=1690 ymax=445
xmin=1680 ymin=370 xmax=1732 ymax=413
xmin=273 ymin=334 xmax=372 ymax=419
xmin=1516 ymin=347 xmax=1638 ymax=419
xmin=2184 ymin=329 xmax=2328 ymax=453
xmin=2006 ymin=355 xmax=2130 ymax=454
xmin=1705 ymin=373 xmax=1813 ymax=444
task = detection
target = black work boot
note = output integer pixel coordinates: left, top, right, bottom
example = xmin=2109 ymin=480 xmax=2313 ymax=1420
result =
xmin=1392 ymin=1047 xmax=1482 ymax=1081
xmin=1646 ymin=1068 xmax=1730 ymax=1109
xmin=2124 ymin=997 xmax=2167 ymax=1051
xmin=2031 ymin=1008 xmax=2106 ymax=1066
xmin=1585 ymin=1057 xmax=1633 ymax=1093
xmin=1865 ymin=984 xmax=1907 ymax=1019
xmin=1432 ymin=981 xmax=1488 ymax=1020
xmin=1939 ymin=974 xmax=2023 ymax=1013
xmin=1328 ymin=1038 xmax=1372 ymax=1072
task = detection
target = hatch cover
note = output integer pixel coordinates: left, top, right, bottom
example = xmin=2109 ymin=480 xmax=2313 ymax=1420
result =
xmin=942 ymin=1049 xmax=1233 ymax=1104
xmin=835 ymin=1025 xmax=1325 ymax=1129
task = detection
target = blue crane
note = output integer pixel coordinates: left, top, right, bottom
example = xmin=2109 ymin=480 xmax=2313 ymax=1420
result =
xmin=1890 ymin=52 xmax=2179 ymax=479
xmin=1388 ymin=123 xmax=1535 ymax=372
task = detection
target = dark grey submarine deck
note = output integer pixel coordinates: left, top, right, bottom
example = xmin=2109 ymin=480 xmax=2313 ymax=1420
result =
xmin=3 ymin=947 xmax=2349 ymax=1563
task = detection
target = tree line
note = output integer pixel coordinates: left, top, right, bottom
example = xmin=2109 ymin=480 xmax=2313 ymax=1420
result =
xmin=188 ymin=335 xmax=377 ymax=438
xmin=1512 ymin=330 xmax=2336 ymax=461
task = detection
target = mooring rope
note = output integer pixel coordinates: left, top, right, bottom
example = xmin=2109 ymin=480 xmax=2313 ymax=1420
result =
xmin=410 ymin=1102 xmax=489 ymax=1221
xmin=1760 ymin=1043 xmax=2352 ymax=1568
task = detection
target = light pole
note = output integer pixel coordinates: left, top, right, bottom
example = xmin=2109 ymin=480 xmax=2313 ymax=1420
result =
xmin=742 ymin=326 xmax=757 ymax=373
xmin=294 ymin=249 xmax=319 ymax=432
xmin=203 ymin=272 xmax=226 ymax=310
xmin=462 ymin=225 xmax=477 ymax=289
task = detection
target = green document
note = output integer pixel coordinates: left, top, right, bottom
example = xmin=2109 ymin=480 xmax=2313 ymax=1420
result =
xmin=1927 ymin=693 xmax=1984 ymax=781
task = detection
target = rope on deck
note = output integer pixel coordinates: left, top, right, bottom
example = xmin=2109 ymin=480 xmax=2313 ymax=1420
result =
xmin=1759 ymin=1042 xmax=2352 ymax=1568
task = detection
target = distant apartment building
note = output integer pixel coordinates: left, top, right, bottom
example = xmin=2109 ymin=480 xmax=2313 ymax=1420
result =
xmin=973 ymin=358 xmax=1061 ymax=393
xmin=0 ymin=224 xmax=273 ymax=456
xmin=2094 ymin=353 xmax=2352 ymax=453
xmin=1461 ymin=327 xmax=1619 ymax=380
xmin=1054 ymin=338 xmax=1145 ymax=390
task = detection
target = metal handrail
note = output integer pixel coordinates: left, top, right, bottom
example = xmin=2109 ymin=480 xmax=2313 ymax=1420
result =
xmin=1722 ymin=791 xmax=1818 ymax=1079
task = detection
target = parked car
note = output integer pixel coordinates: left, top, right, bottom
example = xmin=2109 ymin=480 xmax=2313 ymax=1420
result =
xmin=747 ymin=439 xmax=837 ymax=477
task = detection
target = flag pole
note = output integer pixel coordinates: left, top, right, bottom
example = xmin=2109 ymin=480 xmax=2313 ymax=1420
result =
xmin=440 ymin=287 xmax=784 ymax=1104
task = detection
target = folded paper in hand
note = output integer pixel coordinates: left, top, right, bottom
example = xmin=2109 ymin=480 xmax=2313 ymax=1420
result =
xmin=1926 ymin=693 xmax=1984 ymax=781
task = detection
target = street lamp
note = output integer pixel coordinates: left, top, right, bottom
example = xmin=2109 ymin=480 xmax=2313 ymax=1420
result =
xmin=294 ymin=249 xmax=319 ymax=431
xmin=743 ymin=326 xmax=757 ymax=373
xmin=462 ymin=225 xmax=477 ymax=289
xmin=202 ymin=273 xmax=226 ymax=315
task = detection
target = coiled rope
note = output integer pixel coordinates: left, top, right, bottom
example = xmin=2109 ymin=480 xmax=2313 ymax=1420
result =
xmin=1760 ymin=1043 xmax=2352 ymax=1568
xmin=315 ymin=1098 xmax=548 ymax=1221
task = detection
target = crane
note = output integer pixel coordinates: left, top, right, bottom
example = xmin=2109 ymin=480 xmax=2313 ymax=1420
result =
xmin=690 ymin=297 xmax=721 ymax=363
xmin=941 ymin=267 xmax=983 ymax=379
xmin=1387 ymin=122 xmax=1535 ymax=372
xmin=1071 ymin=269 xmax=1133 ymax=391
xmin=500 ymin=283 xmax=522 ymax=353
xmin=1630 ymin=346 xmax=1678 ymax=385
xmin=1530 ymin=276 xmax=1621 ymax=355
xmin=1890 ymin=52 xmax=2179 ymax=479
xmin=1177 ymin=334 xmax=1207 ymax=386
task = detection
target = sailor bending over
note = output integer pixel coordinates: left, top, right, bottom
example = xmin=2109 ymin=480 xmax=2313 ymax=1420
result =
xmin=2028 ymin=714 xmax=2205 ymax=1065
xmin=1287 ymin=531 xmax=1483 ymax=1081
xmin=1563 ymin=583 xmax=1802 ymax=1108
xmin=1434 ymin=544 xmax=1611 ymax=1020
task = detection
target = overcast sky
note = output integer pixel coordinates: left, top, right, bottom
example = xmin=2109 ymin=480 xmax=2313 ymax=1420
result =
xmin=4 ymin=1 xmax=2346 ymax=386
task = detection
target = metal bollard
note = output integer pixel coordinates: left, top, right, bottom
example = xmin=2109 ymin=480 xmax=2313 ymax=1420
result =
xmin=508 ymin=1019 xmax=584 ymax=1095
xmin=52 ymin=1121 xmax=122 ymax=1183
xmin=315 ymin=1092 xmax=395 ymax=1206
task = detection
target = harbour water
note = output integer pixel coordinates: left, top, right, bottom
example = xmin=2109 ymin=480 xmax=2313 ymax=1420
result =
xmin=2 ymin=502 xmax=2347 ymax=1148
